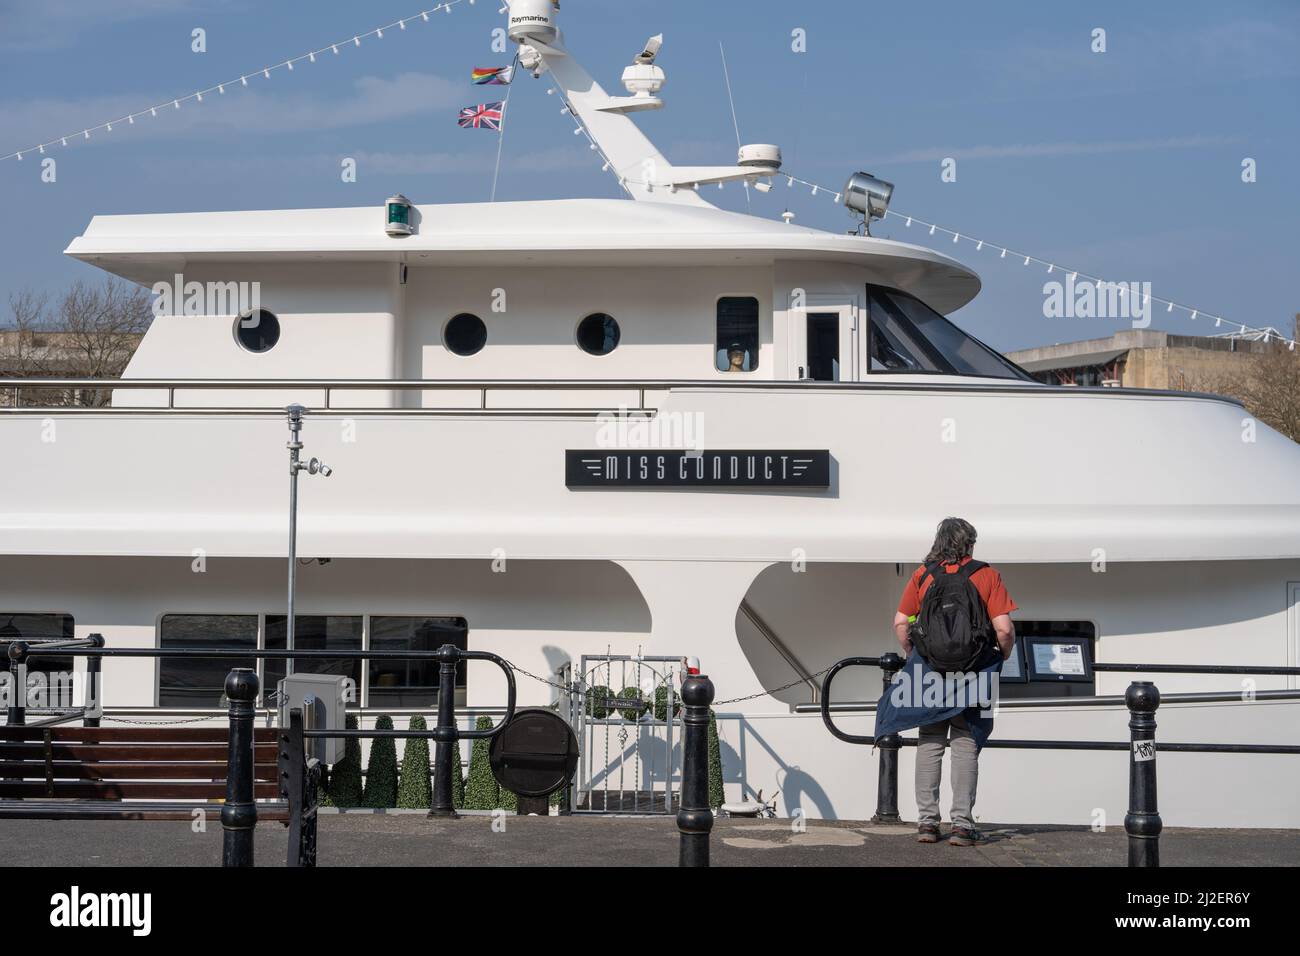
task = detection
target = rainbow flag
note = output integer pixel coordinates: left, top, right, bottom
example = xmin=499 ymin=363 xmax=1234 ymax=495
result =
xmin=472 ymin=66 xmax=514 ymax=86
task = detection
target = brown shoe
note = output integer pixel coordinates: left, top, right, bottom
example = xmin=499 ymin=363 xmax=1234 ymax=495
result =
xmin=916 ymin=823 xmax=940 ymax=844
xmin=948 ymin=826 xmax=979 ymax=846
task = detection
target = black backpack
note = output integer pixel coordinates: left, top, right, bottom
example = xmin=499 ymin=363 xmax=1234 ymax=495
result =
xmin=909 ymin=561 xmax=995 ymax=673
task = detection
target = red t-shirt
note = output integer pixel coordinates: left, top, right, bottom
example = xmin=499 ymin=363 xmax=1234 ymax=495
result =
xmin=897 ymin=556 xmax=1017 ymax=620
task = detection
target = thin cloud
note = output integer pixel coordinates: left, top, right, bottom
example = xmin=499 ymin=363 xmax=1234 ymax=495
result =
xmin=1 ymin=72 xmax=465 ymax=153
xmin=0 ymin=0 xmax=208 ymax=51
xmin=871 ymin=134 xmax=1240 ymax=166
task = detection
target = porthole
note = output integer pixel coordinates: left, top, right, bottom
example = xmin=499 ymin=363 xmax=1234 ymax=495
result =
xmin=234 ymin=309 xmax=280 ymax=354
xmin=576 ymin=313 xmax=620 ymax=356
xmin=444 ymin=313 xmax=487 ymax=356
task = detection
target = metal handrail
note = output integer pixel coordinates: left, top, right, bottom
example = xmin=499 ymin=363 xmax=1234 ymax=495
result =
xmin=739 ymin=600 xmax=819 ymax=703
xmin=0 ymin=375 xmax=1245 ymax=410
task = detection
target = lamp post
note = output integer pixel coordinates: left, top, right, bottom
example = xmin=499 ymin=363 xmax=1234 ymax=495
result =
xmin=285 ymin=405 xmax=332 ymax=677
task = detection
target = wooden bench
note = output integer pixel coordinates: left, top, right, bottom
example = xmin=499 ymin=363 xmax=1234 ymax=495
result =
xmin=0 ymin=725 xmax=288 ymax=821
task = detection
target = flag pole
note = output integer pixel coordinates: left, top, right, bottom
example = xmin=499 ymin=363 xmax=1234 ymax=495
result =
xmin=490 ymin=52 xmax=521 ymax=202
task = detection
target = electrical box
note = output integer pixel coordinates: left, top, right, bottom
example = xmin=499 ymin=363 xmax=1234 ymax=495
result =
xmin=278 ymin=674 xmax=348 ymax=765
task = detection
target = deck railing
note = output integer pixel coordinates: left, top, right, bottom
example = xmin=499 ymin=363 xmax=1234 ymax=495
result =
xmin=0 ymin=375 xmax=1242 ymax=414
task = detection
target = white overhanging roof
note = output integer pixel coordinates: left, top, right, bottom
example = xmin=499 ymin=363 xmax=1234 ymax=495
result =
xmin=65 ymin=198 xmax=982 ymax=314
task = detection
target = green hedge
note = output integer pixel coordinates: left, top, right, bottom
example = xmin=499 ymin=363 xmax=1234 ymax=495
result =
xmin=321 ymin=714 xmax=362 ymax=808
xmin=362 ymin=715 xmax=398 ymax=808
xmin=463 ymin=715 xmax=500 ymax=810
xmin=396 ymin=715 xmax=432 ymax=809
xmin=708 ymin=709 xmax=724 ymax=810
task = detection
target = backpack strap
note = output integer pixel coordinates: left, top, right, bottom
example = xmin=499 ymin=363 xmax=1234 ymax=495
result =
xmin=956 ymin=559 xmax=987 ymax=580
xmin=920 ymin=562 xmax=945 ymax=590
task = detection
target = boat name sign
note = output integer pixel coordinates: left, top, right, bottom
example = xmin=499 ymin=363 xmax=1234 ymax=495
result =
xmin=565 ymin=450 xmax=831 ymax=488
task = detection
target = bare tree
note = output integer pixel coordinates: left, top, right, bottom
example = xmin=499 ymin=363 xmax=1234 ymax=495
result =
xmin=2 ymin=278 xmax=152 ymax=406
xmin=1193 ymin=346 xmax=1300 ymax=444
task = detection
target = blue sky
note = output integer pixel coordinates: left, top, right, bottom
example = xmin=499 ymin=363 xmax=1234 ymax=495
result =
xmin=1 ymin=0 xmax=1296 ymax=350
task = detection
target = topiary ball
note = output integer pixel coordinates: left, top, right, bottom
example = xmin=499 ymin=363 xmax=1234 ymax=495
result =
xmin=585 ymin=685 xmax=613 ymax=719
xmin=653 ymin=685 xmax=682 ymax=722
xmin=617 ymin=686 xmax=646 ymax=721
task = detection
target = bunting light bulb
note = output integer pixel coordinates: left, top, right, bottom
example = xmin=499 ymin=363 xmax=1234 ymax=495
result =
xmin=308 ymin=53 xmax=315 ymax=62
xmin=1000 ymin=249 xmax=1006 ymax=258
xmin=218 ymin=84 xmax=224 ymax=93
xmin=332 ymin=45 xmax=339 ymax=54
xmin=128 ymin=115 xmax=134 ymax=123
xmin=1024 ymin=256 xmax=1030 ymax=265
xmin=377 ymin=29 xmax=383 ymax=38
xmin=240 ymin=76 xmax=247 ymax=86
xmin=263 ymin=69 xmax=270 ymax=79
xmin=196 ymin=92 xmax=202 ymax=102
xmin=1167 ymin=302 xmax=1173 ymax=312
xmin=173 ymin=100 xmax=180 ymax=109
xmin=929 ymin=225 xmax=936 ymax=235
xmin=106 ymin=123 xmax=112 ymax=131
xmin=287 ymin=60 xmax=294 ymax=69
xmin=1046 ymin=263 xmax=1053 ymax=272
xmin=905 ymin=218 xmax=912 ymax=227
xmin=423 ymin=12 xmax=430 ymax=20
xmin=354 ymin=36 xmax=361 ymax=46
xmin=400 ymin=20 xmax=406 ymax=29
xmin=1191 ymin=310 xmax=1197 ymax=319
xmin=953 ymin=233 xmax=960 ymax=243
xmin=976 ymin=241 xmax=982 ymax=250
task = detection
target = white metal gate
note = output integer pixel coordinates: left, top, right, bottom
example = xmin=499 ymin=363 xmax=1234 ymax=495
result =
xmin=560 ymin=654 xmax=682 ymax=814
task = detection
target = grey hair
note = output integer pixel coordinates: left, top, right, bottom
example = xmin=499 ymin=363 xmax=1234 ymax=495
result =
xmin=923 ymin=517 xmax=978 ymax=566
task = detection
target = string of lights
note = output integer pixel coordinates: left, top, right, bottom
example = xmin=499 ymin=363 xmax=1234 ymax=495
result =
xmin=1 ymin=0 xmax=479 ymax=164
xmin=779 ymin=173 xmax=1297 ymax=351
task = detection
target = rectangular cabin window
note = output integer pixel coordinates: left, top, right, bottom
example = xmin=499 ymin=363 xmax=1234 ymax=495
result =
xmin=0 ymin=612 xmax=75 ymax=684
xmin=368 ymin=616 xmax=469 ymax=708
xmin=716 ymin=297 xmax=759 ymax=372
xmin=264 ymin=615 xmax=363 ymax=700
xmin=158 ymin=614 xmax=258 ymax=707
xmin=1000 ymin=621 xmax=1097 ymax=699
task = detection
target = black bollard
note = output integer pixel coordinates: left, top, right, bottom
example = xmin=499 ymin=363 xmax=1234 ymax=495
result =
xmin=677 ymin=673 xmax=715 ymax=867
xmin=222 ymin=668 xmax=259 ymax=867
xmin=6 ymin=641 xmax=29 ymax=726
xmin=84 ymin=633 xmax=104 ymax=728
xmin=429 ymin=643 xmax=461 ymax=819
xmin=1124 ymin=681 xmax=1162 ymax=868
xmin=873 ymin=652 xmax=904 ymax=824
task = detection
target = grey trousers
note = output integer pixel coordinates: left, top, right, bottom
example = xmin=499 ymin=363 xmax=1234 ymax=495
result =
xmin=915 ymin=713 xmax=978 ymax=829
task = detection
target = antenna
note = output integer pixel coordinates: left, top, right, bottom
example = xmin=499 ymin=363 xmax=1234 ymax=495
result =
xmin=718 ymin=42 xmax=750 ymax=212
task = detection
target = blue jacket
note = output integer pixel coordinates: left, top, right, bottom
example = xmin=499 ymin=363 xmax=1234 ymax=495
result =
xmin=873 ymin=650 xmax=1001 ymax=751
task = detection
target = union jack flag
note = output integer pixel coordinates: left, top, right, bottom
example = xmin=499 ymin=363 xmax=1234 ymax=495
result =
xmin=458 ymin=102 xmax=504 ymax=130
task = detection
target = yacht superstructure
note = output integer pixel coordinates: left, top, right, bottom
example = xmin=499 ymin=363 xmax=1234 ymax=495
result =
xmin=2 ymin=0 xmax=1298 ymax=827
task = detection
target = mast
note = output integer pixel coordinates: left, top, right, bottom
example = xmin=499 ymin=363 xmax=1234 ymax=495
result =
xmin=505 ymin=0 xmax=782 ymax=206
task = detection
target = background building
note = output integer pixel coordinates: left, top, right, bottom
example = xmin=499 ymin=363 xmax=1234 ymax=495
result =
xmin=1007 ymin=319 xmax=1299 ymax=390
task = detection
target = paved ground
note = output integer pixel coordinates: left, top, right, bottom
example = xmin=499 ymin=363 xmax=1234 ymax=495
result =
xmin=2 ymin=812 xmax=1297 ymax=866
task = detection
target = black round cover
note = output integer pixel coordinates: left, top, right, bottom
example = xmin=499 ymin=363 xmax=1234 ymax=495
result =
xmin=489 ymin=708 xmax=580 ymax=798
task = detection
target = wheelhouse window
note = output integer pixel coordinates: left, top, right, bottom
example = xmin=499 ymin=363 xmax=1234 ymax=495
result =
xmin=0 ymin=612 xmax=75 ymax=679
xmin=159 ymin=614 xmax=258 ymax=707
xmin=866 ymin=286 xmax=1030 ymax=380
xmin=716 ymin=297 xmax=759 ymax=371
xmin=368 ymin=616 xmax=468 ymax=708
xmin=264 ymin=615 xmax=363 ymax=700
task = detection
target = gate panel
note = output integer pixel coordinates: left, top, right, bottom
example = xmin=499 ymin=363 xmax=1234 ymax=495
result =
xmin=564 ymin=655 xmax=682 ymax=814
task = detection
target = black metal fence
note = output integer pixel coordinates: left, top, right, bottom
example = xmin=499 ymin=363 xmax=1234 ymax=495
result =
xmin=820 ymin=654 xmax=1300 ymax=867
xmin=2 ymin=637 xmax=516 ymax=867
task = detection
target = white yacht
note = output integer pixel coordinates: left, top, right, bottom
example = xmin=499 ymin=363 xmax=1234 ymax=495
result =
xmin=2 ymin=0 xmax=1297 ymax=827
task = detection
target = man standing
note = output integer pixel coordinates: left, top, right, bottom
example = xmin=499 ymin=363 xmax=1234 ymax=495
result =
xmin=892 ymin=517 xmax=1017 ymax=846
